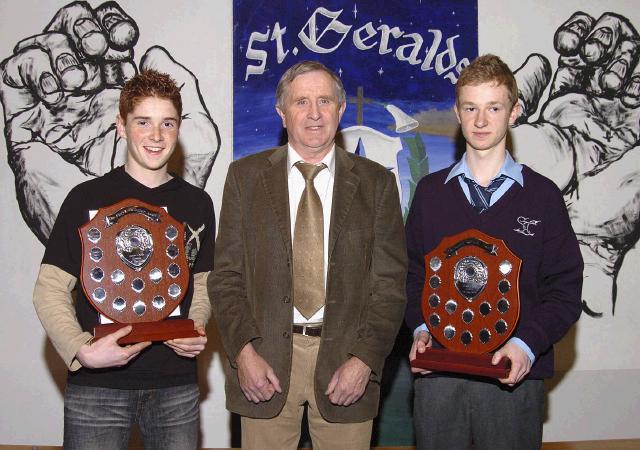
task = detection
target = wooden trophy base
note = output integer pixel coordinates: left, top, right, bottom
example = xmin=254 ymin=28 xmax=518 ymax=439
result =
xmin=411 ymin=347 xmax=511 ymax=379
xmin=94 ymin=319 xmax=200 ymax=344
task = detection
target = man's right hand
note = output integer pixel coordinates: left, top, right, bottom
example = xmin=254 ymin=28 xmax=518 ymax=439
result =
xmin=409 ymin=330 xmax=433 ymax=375
xmin=75 ymin=325 xmax=151 ymax=369
xmin=236 ymin=342 xmax=282 ymax=404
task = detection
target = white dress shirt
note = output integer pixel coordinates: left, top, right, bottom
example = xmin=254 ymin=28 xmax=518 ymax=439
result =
xmin=287 ymin=145 xmax=335 ymax=324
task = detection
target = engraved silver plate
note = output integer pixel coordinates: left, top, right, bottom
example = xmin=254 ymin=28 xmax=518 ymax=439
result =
xmin=115 ymin=225 xmax=154 ymax=271
xmin=444 ymin=325 xmax=456 ymax=340
xmin=132 ymin=300 xmax=146 ymax=316
xmin=499 ymin=260 xmax=512 ymax=276
xmin=168 ymin=263 xmax=180 ymax=278
xmin=429 ymin=256 xmax=442 ymax=272
xmin=131 ymin=278 xmax=145 ymax=293
xmin=461 ymin=331 xmax=472 ymax=345
xmin=429 ymin=275 xmax=441 ymax=289
xmin=429 ymin=313 xmax=441 ymax=327
xmin=113 ymin=297 xmax=126 ymax=311
xmin=168 ymin=283 xmax=181 ymax=298
xmin=90 ymin=247 xmax=103 ymax=262
xmin=498 ymin=298 xmax=510 ymax=313
xmin=87 ymin=228 xmax=101 ymax=243
xmin=165 ymin=225 xmax=178 ymax=241
xmin=166 ymin=244 xmax=179 ymax=259
xmin=445 ymin=299 xmax=457 ymax=314
xmin=454 ymin=256 xmax=488 ymax=300
xmin=495 ymin=319 xmax=508 ymax=334
xmin=428 ymin=294 xmax=440 ymax=308
xmin=90 ymin=267 xmax=104 ymax=282
xmin=479 ymin=301 xmax=491 ymax=316
xmin=498 ymin=279 xmax=511 ymax=294
xmin=111 ymin=269 xmax=125 ymax=285
xmin=92 ymin=287 xmax=106 ymax=302
xmin=149 ymin=268 xmax=162 ymax=283
xmin=479 ymin=328 xmax=491 ymax=344
xmin=152 ymin=295 xmax=166 ymax=310
xmin=462 ymin=308 xmax=474 ymax=324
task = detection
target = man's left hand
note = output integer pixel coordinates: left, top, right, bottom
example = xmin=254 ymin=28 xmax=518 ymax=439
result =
xmin=164 ymin=325 xmax=207 ymax=358
xmin=325 ymin=356 xmax=372 ymax=406
xmin=493 ymin=341 xmax=532 ymax=386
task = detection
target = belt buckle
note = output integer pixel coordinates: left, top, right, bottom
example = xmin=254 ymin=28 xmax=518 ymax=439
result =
xmin=295 ymin=323 xmax=321 ymax=336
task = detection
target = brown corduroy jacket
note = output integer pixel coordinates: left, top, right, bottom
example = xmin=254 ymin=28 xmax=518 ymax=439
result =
xmin=208 ymin=145 xmax=407 ymax=422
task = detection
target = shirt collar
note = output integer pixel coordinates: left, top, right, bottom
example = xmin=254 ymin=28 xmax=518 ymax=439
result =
xmin=287 ymin=144 xmax=336 ymax=175
xmin=445 ymin=151 xmax=523 ymax=186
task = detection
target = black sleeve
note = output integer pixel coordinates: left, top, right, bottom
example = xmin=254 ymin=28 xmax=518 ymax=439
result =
xmin=191 ymin=191 xmax=216 ymax=274
xmin=42 ymin=189 xmax=84 ymax=278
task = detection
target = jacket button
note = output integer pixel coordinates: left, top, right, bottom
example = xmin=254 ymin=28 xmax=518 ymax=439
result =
xmin=283 ymin=331 xmax=290 ymax=338
xmin=283 ymin=295 xmax=291 ymax=303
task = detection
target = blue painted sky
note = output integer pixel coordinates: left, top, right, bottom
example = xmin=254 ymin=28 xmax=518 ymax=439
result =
xmin=233 ymin=0 xmax=478 ymax=209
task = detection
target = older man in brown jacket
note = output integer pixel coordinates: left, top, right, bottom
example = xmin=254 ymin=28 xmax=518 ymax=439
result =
xmin=208 ymin=61 xmax=407 ymax=450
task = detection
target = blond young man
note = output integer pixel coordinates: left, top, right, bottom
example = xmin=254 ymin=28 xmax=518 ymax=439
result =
xmin=405 ymin=55 xmax=583 ymax=449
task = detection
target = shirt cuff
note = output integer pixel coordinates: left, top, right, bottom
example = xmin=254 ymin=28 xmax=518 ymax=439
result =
xmin=509 ymin=337 xmax=535 ymax=363
xmin=413 ymin=323 xmax=430 ymax=339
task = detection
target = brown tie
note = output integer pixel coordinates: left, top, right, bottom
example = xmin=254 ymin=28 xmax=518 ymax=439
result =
xmin=293 ymin=161 xmax=326 ymax=319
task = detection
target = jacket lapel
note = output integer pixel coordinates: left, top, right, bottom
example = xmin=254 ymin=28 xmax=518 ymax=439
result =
xmin=261 ymin=146 xmax=292 ymax=256
xmin=329 ymin=147 xmax=359 ymax=259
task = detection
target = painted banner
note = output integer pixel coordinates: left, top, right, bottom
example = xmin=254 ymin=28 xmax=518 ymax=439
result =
xmin=234 ymin=0 xmax=478 ymax=214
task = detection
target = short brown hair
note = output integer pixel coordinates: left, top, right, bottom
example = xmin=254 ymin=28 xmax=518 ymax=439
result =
xmin=456 ymin=54 xmax=518 ymax=106
xmin=276 ymin=60 xmax=346 ymax=109
xmin=119 ymin=70 xmax=182 ymax=120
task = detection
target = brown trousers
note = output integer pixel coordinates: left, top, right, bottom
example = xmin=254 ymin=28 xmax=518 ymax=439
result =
xmin=241 ymin=334 xmax=373 ymax=450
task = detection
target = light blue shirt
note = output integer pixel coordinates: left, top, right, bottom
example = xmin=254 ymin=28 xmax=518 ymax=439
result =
xmin=415 ymin=151 xmax=535 ymax=364
xmin=445 ymin=150 xmax=524 ymax=203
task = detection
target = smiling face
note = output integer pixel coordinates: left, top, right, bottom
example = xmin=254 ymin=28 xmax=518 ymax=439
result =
xmin=116 ymin=96 xmax=180 ymax=181
xmin=276 ymin=69 xmax=346 ymax=163
xmin=454 ymin=82 xmax=520 ymax=157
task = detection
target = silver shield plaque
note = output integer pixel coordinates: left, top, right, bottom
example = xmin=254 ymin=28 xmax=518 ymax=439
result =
xmin=454 ymin=256 xmax=488 ymax=300
xmin=115 ymin=225 xmax=154 ymax=271
xmin=79 ymin=198 xmax=190 ymax=327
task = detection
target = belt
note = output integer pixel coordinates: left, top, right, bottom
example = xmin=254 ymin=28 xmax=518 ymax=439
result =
xmin=292 ymin=324 xmax=323 ymax=337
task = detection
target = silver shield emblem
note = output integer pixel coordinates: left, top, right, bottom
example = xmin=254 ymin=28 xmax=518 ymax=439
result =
xmin=115 ymin=225 xmax=154 ymax=271
xmin=454 ymin=256 xmax=488 ymax=300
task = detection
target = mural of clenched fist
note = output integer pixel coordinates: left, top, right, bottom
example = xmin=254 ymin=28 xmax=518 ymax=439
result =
xmin=0 ymin=1 xmax=220 ymax=244
xmin=512 ymin=12 xmax=640 ymax=318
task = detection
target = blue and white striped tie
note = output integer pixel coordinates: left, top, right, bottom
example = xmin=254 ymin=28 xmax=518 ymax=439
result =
xmin=462 ymin=175 xmax=508 ymax=214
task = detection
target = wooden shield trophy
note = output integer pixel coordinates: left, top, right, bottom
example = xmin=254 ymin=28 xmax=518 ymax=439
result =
xmin=411 ymin=229 xmax=522 ymax=378
xmin=79 ymin=199 xmax=199 ymax=344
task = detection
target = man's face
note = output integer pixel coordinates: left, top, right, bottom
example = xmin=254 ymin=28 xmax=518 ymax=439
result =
xmin=454 ymin=82 xmax=519 ymax=155
xmin=116 ymin=96 xmax=180 ymax=176
xmin=276 ymin=70 xmax=346 ymax=163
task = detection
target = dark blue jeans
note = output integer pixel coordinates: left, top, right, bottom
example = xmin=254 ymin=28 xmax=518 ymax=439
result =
xmin=63 ymin=383 xmax=199 ymax=450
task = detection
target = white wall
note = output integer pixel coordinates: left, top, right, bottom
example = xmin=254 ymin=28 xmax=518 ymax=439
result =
xmin=480 ymin=0 xmax=640 ymax=441
xmin=0 ymin=0 xmax=638 ymax=447
xmin=0 ymin=0 xmax=233 ymax=446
